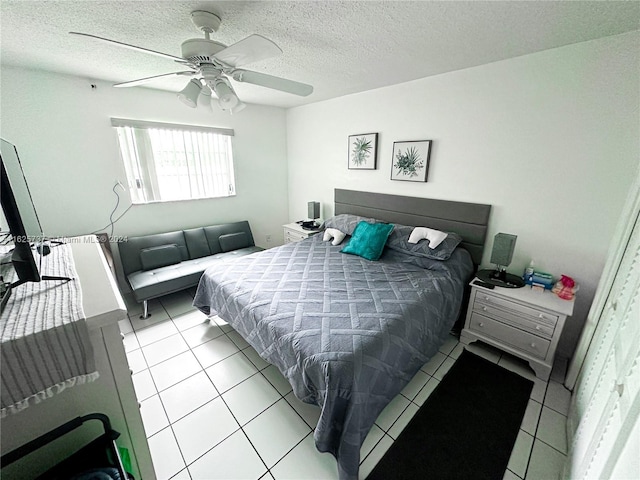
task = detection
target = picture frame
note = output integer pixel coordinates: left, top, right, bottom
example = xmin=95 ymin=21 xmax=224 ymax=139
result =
xmin=390 ymin=140 xmax=431 ymax=182
xmin=348 ymin=133 xmax=378 ymax=170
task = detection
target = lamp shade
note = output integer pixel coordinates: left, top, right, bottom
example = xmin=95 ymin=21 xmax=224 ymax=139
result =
xmin=197 ymin=86 xmax=213 ymax=111
xmin=177 ymin=79 xmax=202 ymax=108
xmin=490 ymin=233 xmax=517 ymax=267
xmin=213 ymin=79 xmax=239 ymax=110
xmin=230 ymin=101 xmax=246 ymax=115
xmin=308 ymin=201 xmax=320 ymax=220
xmin=476 ymin=232 xmax=524 ymax=288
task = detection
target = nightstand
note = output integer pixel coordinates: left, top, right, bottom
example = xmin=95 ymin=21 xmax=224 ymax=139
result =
xmin=460 ymin=280 xmax=575 ymax=380
xmin=283 ymin=222 xmax=320 ymax=244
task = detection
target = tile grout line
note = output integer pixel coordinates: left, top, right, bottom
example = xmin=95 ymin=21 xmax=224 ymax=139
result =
xmin=376 ymin=397 xmax=413 ymax=437
xmin=541 ymin=402 xmax=571 ymax=417
xmin=130 ymin=301 xmax=172 ymax=330
xmin=233 ymin=426 xmax=271 ymax=477
xmin=357 ymin=428 xmax=387 ymax=468
xmin=267 ymin=431 xmax=315 ymax=476
xmin=522 ymin=372 xmax=551 ymax=480
xmin=533 ymin=436 xmax=569 ymax=457
xmin=281 ymin=392 xmax=320 ymax=430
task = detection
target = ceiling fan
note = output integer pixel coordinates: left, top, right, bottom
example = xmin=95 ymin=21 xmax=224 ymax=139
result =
xmin=70 ymin=10 xmax=313 ymax=114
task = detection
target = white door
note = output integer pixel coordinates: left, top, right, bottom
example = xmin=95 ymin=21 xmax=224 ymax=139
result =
xmin=564 ymin=175 xmax=640 ymax=479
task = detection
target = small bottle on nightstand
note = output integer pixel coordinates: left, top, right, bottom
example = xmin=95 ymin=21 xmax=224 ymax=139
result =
xmin=524 ymin=260 xmax=535 ymax=284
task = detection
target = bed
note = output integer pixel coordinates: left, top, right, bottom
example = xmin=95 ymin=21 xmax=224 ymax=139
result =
xmin=194 ymin=189 xmax=491 ymax=479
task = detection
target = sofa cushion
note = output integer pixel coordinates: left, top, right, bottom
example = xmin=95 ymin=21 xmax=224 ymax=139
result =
xmin=178 ymin=257 xmax=220 ymax=276
xmin=128 ymin=265 xmax=198 ymax=302
xmin=140 ymin=244 xmax=182 ymax=271
xmin=219 ymin=232 xmax=249 ymax=252
xmin=203 ymin=226 xmax=224 ymax=255
xmin=184 ymin=227 xmax=211 ymax=259
xmin=215 ymin=246 xmax=264 ymax=259
xmin=180 ymin=247 xmax=265 ymax=275
xmin=118 ymin=231 xmax=188 ymax=276
xmin=204 ymin=221 xmax=256 ymax=255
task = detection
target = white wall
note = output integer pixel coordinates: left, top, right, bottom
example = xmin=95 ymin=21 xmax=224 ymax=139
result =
xmin=0 ymin=66 xmax=289 ymax=249
xmin=285 ymin=32 xmax=640 ymax=359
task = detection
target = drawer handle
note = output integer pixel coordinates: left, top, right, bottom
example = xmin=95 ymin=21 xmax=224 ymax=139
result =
xmin=478 ymin=322 xmax=484 ymax=327
xmin=535 ymin=325 xmax=542 ymax=331
xmin=484 ymin=296 xmax=490 ymax=301
xmin=482 ymin=307 xmax=487 ymax=312
xmin=530 ymin=343 xmax=536 ymax=348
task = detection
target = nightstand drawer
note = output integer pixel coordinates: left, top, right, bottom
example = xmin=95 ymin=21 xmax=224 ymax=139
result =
xmin=472 ymin=302 xmax=556 ymax=339
xmin=283 ymin=223 xmax=319 ymax=244
xmin=284 ymin=229 xmax=308 ymax=243
xmin=469 ymin=313 xmax=551 ymax=359
xmin=474 ymin=291 xmax=558 ymax=327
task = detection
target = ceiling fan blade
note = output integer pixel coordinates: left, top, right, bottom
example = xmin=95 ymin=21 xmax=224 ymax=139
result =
xmin=113 ymin=71 xmax=195 ymax=88
xmin=69 ymin=32 xmax=186 ymax=63
xmin=213 ymin=34 xmax=282 ymax=67
xmin=231 ymin=70 xmax=313 ymax=97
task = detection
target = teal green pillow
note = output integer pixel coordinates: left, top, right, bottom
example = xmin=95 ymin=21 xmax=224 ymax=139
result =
xmin=341 ymin=221 xmax=395 ymax=261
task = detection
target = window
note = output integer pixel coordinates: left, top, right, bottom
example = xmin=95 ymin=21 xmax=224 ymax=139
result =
xmin=112 ymin=118 xmax=236 ymax=204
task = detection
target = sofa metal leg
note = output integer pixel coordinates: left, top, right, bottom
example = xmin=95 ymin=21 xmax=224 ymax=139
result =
xmin=140 ymin=300 xmax=151 ymax=320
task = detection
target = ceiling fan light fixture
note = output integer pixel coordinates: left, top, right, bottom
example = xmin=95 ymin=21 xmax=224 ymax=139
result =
xmin=197 ymin=86 xmax=213 ymax=111
xmin=212 ymin=78 xmax=239 ymax=110
xmin=230 ymin=101 xmax=247 ymax=115
xmin=177 ymin=78 xmax=202 ymax=108
xmin=71 ymin=10 xmax=313 ymax=114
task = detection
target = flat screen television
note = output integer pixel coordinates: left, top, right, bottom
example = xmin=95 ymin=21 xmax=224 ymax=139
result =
xmin=0 ymin=138 xmax=69 ymax=314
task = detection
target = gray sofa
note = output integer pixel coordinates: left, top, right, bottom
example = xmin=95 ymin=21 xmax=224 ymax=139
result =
xmin=118 ymin=221 xmax=263 ymax=318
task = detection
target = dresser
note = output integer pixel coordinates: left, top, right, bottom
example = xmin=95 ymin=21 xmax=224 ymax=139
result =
xmin=460 ymin=281 xmax=575 ymax=380
xmin=0 ymin=238 xmax=154 ymax=480
xmin=283 ymin=222 xmax=320 ymax=243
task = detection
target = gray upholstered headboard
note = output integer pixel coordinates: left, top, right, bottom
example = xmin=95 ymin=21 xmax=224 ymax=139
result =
xmin=334 ymin=189 xmax=491 ymax=265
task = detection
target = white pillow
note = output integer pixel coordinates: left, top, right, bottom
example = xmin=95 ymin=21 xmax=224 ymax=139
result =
xmin=323 ymin=228 xmax=346 ymax=246
xmin=408 ymin=227 xmax=448 ymax=249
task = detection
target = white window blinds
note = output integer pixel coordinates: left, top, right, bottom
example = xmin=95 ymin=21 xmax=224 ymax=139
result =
xmin=112 ymin=118 xmax=236 ymax=204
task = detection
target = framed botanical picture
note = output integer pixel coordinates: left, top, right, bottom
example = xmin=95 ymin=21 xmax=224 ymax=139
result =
xmin=391 ymin=140 xmax=431 ymax=182
xmin=348 ymin=133 xmax=378 ymax=170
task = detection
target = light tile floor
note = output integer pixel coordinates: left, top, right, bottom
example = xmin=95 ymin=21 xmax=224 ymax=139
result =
xmin=121 ymin=290 xmax=571 ymax=480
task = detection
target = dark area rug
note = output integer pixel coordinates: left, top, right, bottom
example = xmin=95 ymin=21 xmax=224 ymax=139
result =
xmin=368 ymin=349 xmax=533 ymax=480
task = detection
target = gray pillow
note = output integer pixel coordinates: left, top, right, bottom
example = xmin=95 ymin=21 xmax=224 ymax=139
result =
xmin=322 ymin=214 xmax=379 ymax=236
xmin=139 ymin=244 xmax=182 ymax=271
xmin=386 ymin=224 xmax=462 ymax=261
xmin=219 ymin=232 xmax=249 ymax=252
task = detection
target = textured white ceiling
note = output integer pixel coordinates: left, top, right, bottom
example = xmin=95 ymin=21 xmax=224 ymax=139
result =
xmin=1 ymin=1 xmax=639 ymax=108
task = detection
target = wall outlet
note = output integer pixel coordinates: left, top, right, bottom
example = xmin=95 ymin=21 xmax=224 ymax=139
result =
xmin=265 ymin=234 xmax=272 ymax=243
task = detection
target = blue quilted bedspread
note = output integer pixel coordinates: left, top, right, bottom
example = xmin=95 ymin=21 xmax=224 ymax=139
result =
xmin=194 ymin=234 xmax=473 ymax=479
